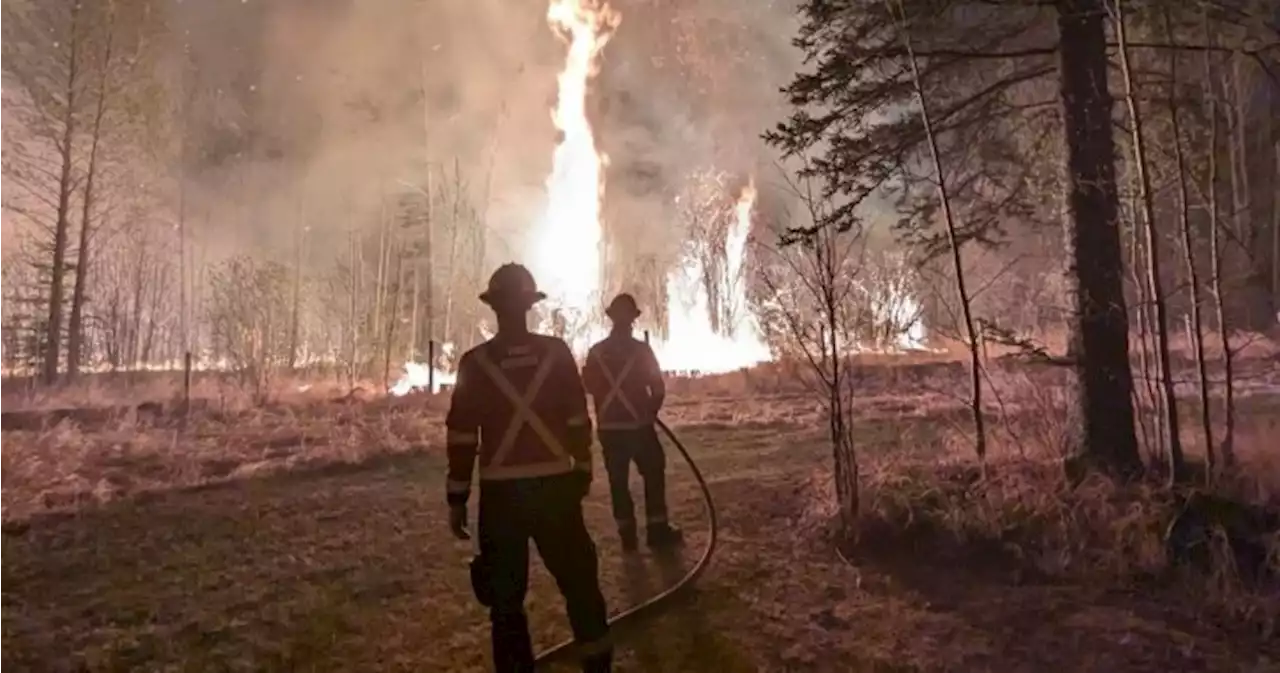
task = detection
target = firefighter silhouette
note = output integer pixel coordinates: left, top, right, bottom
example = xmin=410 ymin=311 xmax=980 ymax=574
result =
xmin=445 ymin=263 xmax=612 ymax=673
xmin=583 ymin=293 xmax=683 ymax=552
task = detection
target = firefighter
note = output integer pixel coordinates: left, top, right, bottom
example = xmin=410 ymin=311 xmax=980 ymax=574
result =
xmin=582 ymin=293 xmax=683 ymax=552
xmin=445 ymin=263 xmax=612 ymax=673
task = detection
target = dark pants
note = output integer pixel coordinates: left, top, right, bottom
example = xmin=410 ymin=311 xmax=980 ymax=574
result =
xmin=478 ymin=473 xmax=611 ymax=673
xmin=599 ymin=427 xmax=668 ymax=532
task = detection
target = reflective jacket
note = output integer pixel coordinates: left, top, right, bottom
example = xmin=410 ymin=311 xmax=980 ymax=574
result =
xmin=582 ymin=333 xmax=665 ymax=431
xmin=444 ymin=333 xmax=593 ymax=504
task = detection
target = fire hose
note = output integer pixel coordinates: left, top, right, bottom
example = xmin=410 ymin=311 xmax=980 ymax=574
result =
xmin=532 ymin=418 xmax=720 ymax=668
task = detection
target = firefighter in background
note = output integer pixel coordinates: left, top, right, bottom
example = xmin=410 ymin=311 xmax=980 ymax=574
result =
xmin=583 ymin=293 xmax=684 ymax=552
xmin=445 ymin=263 xmax=612 ymax=673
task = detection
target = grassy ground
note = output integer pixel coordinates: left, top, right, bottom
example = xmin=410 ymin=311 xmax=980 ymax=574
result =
xmin=4 ymin=393 xmax=1279 ymax=672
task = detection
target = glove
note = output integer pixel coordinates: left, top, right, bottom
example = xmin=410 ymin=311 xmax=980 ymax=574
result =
xmin=571 ymin=468 xmax=592 ymax=500
xmin=449 ymin=503 xmax=471 ymax=540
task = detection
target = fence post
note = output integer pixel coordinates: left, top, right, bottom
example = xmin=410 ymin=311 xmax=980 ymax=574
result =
xmin=428 ymin=340 xmax=436 ymax=394
xmin=182 ymin=350 xmax=192 ymax=419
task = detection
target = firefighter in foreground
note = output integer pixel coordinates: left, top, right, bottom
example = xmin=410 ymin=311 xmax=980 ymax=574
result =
xmin=445 ymin=264 xmax=612 ymax=673
xmin=583 ymin=293 xmax=683 ymax=552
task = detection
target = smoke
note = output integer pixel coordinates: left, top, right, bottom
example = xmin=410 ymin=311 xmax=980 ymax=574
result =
xmin=595 ymin=1 xmax=802 ymax=260
xmin=162 ymin=0 xmax=802 ymax=276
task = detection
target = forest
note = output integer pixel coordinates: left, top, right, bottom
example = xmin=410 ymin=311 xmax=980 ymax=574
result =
xmin=2 ymin=0 xmax=1279 ymax=669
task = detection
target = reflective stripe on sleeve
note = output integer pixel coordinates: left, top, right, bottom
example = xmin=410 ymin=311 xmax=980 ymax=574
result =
xmin=572 ymin=456 xmax=593 ymax=472
xmin=447 ymin=479 xmax=472 ymax=495
xmin=567 ymin=414 xmax=589 ymax=427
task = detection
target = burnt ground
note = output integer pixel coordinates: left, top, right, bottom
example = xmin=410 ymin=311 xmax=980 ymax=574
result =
xmin=4 ymin=417 xmax=1278 ymax=673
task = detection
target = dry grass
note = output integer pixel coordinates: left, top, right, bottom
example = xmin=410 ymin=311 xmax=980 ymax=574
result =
xmin=4 ymin=353 xmax=1280 ymax=672
xmin=844 ymin=381 xmax=1280 ymax=671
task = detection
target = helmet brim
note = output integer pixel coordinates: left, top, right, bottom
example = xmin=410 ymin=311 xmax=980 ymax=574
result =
xmin=605 ymin=306 xmax=642 ymax=321
xmin=479 ymin=289 xmax=547 ymax=306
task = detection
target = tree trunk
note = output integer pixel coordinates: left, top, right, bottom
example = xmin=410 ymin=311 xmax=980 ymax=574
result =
xmin=424 ymin=159 xmax=435 ymax=357
xmin=384 ymin=240 xmax=404 ymax=390
xmin=1053 ymin=0 xmax=1141 ymax=477
xmin=288 ymin=198 xmax=304 ymax=369
xmin=1222 ymin=56 xmax=1275 ymax=331
xmin=129 ymin=245 xmax=146 ymax=367
xmin=1114 ymin=0 xmax=1184 ymax=481
xmin=1202 ymin=16 xmax=1236 ymax=468
xmin=819 ymin=225 xmax=857 ymax=531
xmin=1272 ymin=140 xmax=1279 ymax=306
xmin=177 ymin=58 xmax=196 ymax=366
xmin=43 ymin=2 xmax=83 ymax=384
xmin=891 ymin=0 xmax=985 ymax=464
xmin=68 ymin=20 xmax=113 ymax=377
xmin=1165 ymin=8 xmax=1214 ymax=475
xmin=420 ymin=59 xmax=435 ymax=357
xmin=443 ymin=159 xmax=463 ymax=353
xmin=347 ymin=227 xmax=360 ymax=389
xmin=1127 ymin=203 xmax=1159 ymax=460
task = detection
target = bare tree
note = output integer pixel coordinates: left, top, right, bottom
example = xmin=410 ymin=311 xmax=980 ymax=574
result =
xmin=207 ymin=256 xmax=292 ymax=403
xmin=887 ymin=0 xmax=986 ymax=464
xmin=1163 ymin=7 xmax=1214 ymax=474
xmin=287 ymin=195 xmax=306 ymax=370
xmin=3 ymin=1 xmax=89 ymax=383
xmin=1113 ymin=0 xmax=1184 ymax=482
xmin=1201 ymin=14 xmax=1237 ymax=469
xmin=66 ymin=6 xmax=119 ymax=377
xmin=757 ymin=169 xmax=864 ymax=533
xmin=436 ymin=158 xmax=482 ymax=355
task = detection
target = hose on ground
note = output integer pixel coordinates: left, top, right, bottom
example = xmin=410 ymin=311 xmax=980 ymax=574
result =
xmin=533 ymin=418 xmax=719 ymax=668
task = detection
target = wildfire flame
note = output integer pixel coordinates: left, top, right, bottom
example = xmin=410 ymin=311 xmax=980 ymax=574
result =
xmin=389 ymin=362 xmax=457 ymax=396
xmin=390 ymin=0 xmax=769 ymax=395
xmin=528 ymin=0 xmax=620 ymax=331
xmin=389 ymin=342 xmax=458 ymax=395
xmin=652 ymin=180 xmax=771 ymax=373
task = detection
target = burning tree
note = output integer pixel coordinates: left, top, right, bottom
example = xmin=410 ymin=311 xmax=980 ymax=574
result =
xmin=673 ymin=168 xmax=739 ymax=334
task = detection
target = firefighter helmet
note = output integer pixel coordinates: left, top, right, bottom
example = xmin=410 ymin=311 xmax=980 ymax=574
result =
xmin=479 ymin=263 xmax=547 ymax=306
xmin=605 ymin=293 xmax=642 ymax=321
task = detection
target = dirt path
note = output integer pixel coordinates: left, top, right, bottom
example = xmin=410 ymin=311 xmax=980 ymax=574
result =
xmin=4 ymin=422 xmax=1276 ymax=672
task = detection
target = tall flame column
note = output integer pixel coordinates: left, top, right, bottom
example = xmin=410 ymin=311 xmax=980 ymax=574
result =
xmin=529 ymin=0 xmax=620 ymax=330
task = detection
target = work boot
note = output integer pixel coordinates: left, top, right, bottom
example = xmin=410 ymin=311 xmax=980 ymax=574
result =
xmin=646 ymin=523 xmax=684 ymax=550
xmin=619 ymin=527 xmax=639 ymax=553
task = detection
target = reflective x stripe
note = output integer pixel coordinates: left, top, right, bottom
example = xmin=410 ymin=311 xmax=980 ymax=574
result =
xmin=472 ymin=349 xmax=567 ymax=465
xmin=598 ymin=351 xmax=642 ymax=420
